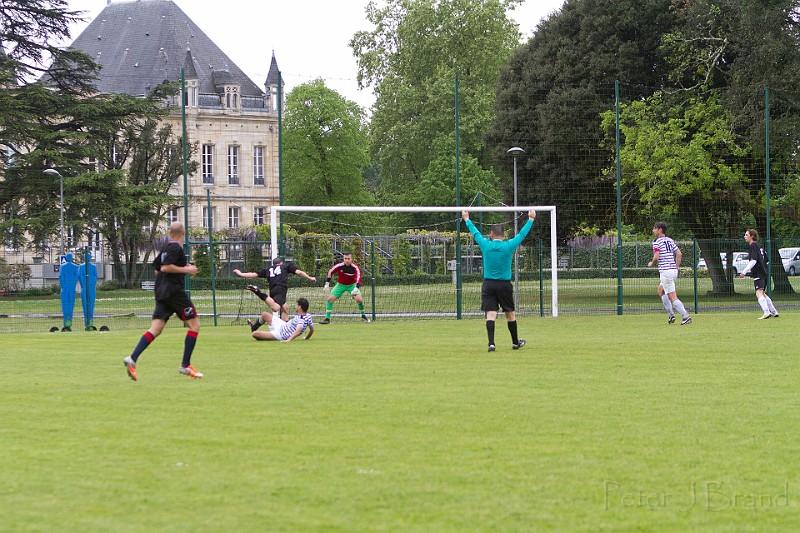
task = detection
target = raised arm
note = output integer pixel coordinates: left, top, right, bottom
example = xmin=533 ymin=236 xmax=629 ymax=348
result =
xmin=233 ymin=269 xmax=259 ymax=279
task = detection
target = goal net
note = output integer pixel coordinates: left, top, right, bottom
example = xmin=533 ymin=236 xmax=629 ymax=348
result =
xmin=268 ymin=206 xmax=559 ymax=321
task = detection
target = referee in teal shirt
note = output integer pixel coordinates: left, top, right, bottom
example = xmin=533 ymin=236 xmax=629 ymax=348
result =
xmin=463 ymin=210 xmax=536 ymax=352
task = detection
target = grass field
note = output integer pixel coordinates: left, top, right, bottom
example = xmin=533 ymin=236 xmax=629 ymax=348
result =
xmin=1 ymin=313 xmax=799 ymax=531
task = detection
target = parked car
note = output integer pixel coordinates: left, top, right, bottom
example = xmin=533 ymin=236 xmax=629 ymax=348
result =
xmin=779 ymin=247 xmax=800 ymax=276
xmin=697 ymin=252 xmax=750 ymax=275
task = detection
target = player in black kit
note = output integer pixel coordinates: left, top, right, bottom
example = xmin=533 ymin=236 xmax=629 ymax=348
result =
xmin=123 ymin=222 xmax=203 ymax=381
xmin=234 ymin=256 xmax=316 ymax=320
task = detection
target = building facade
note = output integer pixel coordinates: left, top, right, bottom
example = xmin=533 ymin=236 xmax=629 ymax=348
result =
xmin=69 ymin=0 xmax=282 ymax=234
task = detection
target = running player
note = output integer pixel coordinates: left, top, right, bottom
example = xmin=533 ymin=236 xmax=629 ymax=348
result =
xmin=647 ymin=221 xmax=691 ymax=325
xmin=123 ymin=222 xmax=203 ymax=381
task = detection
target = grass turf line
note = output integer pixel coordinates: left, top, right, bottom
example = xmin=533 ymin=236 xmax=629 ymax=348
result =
xmin=0 ymin=313 xmax=798 ymax=531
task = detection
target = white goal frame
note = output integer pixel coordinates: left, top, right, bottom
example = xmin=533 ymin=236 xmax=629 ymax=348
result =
xmin=270 ymin=206 xmax=559 ymax=317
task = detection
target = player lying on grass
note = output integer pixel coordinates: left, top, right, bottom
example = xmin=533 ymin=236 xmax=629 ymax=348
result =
xmin=234 ymin=256 xmax=316 ymax=321
xmin=248 ymin=297 xmax=314 ymax=342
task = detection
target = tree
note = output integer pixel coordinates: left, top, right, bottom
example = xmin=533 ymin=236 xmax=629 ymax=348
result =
xmin=67 ymin=94 xmax=198 ymax=288
xmin=283 ymin=79 xmax=373 ymax=232
xmin=410 ymin=133 xmax=502 ymax=225
xmin=487 ymin=0 xmax=677 ymax=239
xmin=601 ymin=92 xmax=752 ymax=293
xmin=0 ymin=1 xmax=104 ymax=250
xmin=351 ymin=0 xmax=522 ymax=209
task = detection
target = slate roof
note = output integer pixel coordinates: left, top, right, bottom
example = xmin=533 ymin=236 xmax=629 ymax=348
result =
xmin=68 ymin=0 xmax=265 ymax=98
xmin=265 ymin=53 xmax=282 ymax=87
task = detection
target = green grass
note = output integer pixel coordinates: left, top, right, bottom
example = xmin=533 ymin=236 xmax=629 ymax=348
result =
xmin=1 ymin=314 xmax=798 ymax=531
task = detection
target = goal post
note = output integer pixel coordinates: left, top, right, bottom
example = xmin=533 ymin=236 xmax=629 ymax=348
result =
xmin=270 ymin=205 xmax=559 ymax=318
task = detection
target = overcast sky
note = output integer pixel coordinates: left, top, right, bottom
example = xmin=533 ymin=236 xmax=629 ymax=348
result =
xmin=65 ymin=0 xmax=565 ymax=110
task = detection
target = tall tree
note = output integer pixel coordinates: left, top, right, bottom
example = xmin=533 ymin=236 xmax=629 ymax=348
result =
xmin=282 ymin=79 xmax=373 ymax=232
xmin=67 ymin=90 xmax=197 ymax=287
xmin=351 ymin=0 xmax=522 ymax=211
xmin=0 ymin=0 xmax=101 ymax=249
xmin=488 ymin=0 xmax=677 ymax=239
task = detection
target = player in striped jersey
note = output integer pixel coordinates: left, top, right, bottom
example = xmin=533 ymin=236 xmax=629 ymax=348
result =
xmin=250 ymin=297 xmax=314 ymax=342
xmin=647 ymin=221 xmax=692 ymax=325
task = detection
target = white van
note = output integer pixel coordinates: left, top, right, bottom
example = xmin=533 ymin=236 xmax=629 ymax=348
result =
xmin=779 ymin=247 xmax=800 ymax=276
xmin=697 ymin=252 xmax=750 ymax=274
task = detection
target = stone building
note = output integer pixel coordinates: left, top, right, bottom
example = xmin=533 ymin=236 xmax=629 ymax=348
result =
xmin=69 ymin=0 xmax=282 ymax=234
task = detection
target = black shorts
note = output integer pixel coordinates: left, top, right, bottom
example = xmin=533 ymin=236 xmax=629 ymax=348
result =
xmin=153 ymin=292 xmax=198 ymax=322
xmin=481 ymin=279 xmax=514 ymax=312
xmin=753 ymin=277 xmax=767 ymax=291
xmin=269 ymin=287 xmax=288 ymax=306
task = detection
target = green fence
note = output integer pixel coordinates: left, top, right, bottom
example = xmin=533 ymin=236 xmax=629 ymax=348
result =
xmin=3 ymin=236 xmax=800 ymax=334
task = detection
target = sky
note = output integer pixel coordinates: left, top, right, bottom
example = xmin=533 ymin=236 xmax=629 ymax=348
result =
xmin=64 ymin=0 xmax=566 ymax=111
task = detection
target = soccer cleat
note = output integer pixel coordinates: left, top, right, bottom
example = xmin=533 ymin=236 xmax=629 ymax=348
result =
xmin=681 ymin=317 xmax=692 ymax=325
xmin=362 ymin=315 xmax=371 ymax=323
xmin=771 ymin=312 xmax=779 ymax=318
xmin=513 ymin=339 xmax=526 ymax=350
xmin=488 ymin=344 xmax=496 ymax=352
xmin=123 ymin=356 xmax=137 ymax=381
xmin=61 ymin=326 xmax=71 ymax=332
xmin=319 ymin=318 xmax=331 ymax=324
xmin=179 ymin=365 xmax=204 ymax=379
xmin=758 ymin=313 xmax=771 ymax=320
xmin=245 ymin=285 xmax=259 ymax=293
xmin=668 ymin=315 xmax=676 ymax=324
xmin=247 ymin=318 xmax=261 ymax=332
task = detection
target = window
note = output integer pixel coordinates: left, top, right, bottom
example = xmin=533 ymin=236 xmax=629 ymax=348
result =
xmin=202 ymin=206 xmax=215 ymax=230
xmin=87 ymin=229 xmax=102 ymax=260
xmin=66 ymin=227 xmax=76 ymax=249
xmin=253 ymin=207 xmax=266 ymax=226
xmin=202 ymin=144 xmax=214 ymax=184
xmin=142 ymin=220 xmax=154 ymax=233
xmin=167 ymin=207 xmax=179 ymax=224
xmin=228 ymin=145 xmax=239 ymax=185
xmin=253 ymin=146 xmax=265 ymax=185
xmin=228 ymin=207 xmax=240 ymax=228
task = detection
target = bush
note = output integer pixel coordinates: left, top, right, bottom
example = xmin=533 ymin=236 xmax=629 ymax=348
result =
xmin=98 ymin=280 xmax=122 ymax=291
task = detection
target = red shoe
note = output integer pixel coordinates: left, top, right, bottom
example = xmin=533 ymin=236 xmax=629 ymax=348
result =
xmin=123 ymin=356 xmax=138 ymax=381
xmin=179 ymin=365 xmax=204 ymax=379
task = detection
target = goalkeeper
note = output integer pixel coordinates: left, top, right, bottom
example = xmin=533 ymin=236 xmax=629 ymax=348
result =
xmin=321 ymin=252 xmax=369 ymax=323
xmin=463 ymin=209 xmax=536 ymax=352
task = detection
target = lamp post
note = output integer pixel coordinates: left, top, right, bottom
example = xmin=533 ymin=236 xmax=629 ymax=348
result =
xmin=506 ymin=147 xmax=525 ymax=309
xmin=43 ymin=168 xmax=65 ymax=256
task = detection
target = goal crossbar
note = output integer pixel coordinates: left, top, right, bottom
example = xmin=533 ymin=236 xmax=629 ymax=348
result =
xmin=270 ymin=206 xmax=558 ymax=317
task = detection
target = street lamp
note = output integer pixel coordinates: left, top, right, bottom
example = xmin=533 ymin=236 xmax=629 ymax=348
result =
xmin=506 ymin=147 xmax=525 ymax=309
xmin=43 ymin=168 xmax=64 ymax=256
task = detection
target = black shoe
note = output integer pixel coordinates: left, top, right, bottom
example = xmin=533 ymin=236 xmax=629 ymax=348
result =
xmin=319 ymin=318 xmax=331 ymax=324
xmin=362 ymin=315 xmax=371 ymax=323
xmin=771 ymin=313 xmax=779 ymax=318
xmin=513 ymin=339 xmax=526 ymax=350
xmin=681 ymin=317 xmax=692 ymax=325
xmin=246 ymin=319 xmax=260 ymax=332
xmin=668 ymin=315 xmax=675 ymax=324
xmin=61 ymin=326 xmax=71 ymax=332
xmin=245 ymin=285 xmax=259 ymax=293
xmin=488 ymin=344 xmax=496 ymax=352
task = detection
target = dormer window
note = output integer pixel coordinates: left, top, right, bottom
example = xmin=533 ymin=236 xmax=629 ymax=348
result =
xmin=224 ymin=85 xmax=240 ymax=110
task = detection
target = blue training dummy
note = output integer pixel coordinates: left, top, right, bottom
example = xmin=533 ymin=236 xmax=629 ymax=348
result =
xmin=59 ymin=253 xmax=79 ymax=331
xmin=78 ymin=252 xmax=99 ymax=331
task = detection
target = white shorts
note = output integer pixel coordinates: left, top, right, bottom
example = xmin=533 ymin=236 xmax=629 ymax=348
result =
xmin=659 ymin=269 xmax=679 ymax=294
xmin=268 ymin=316 xmax=289 ymax=341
